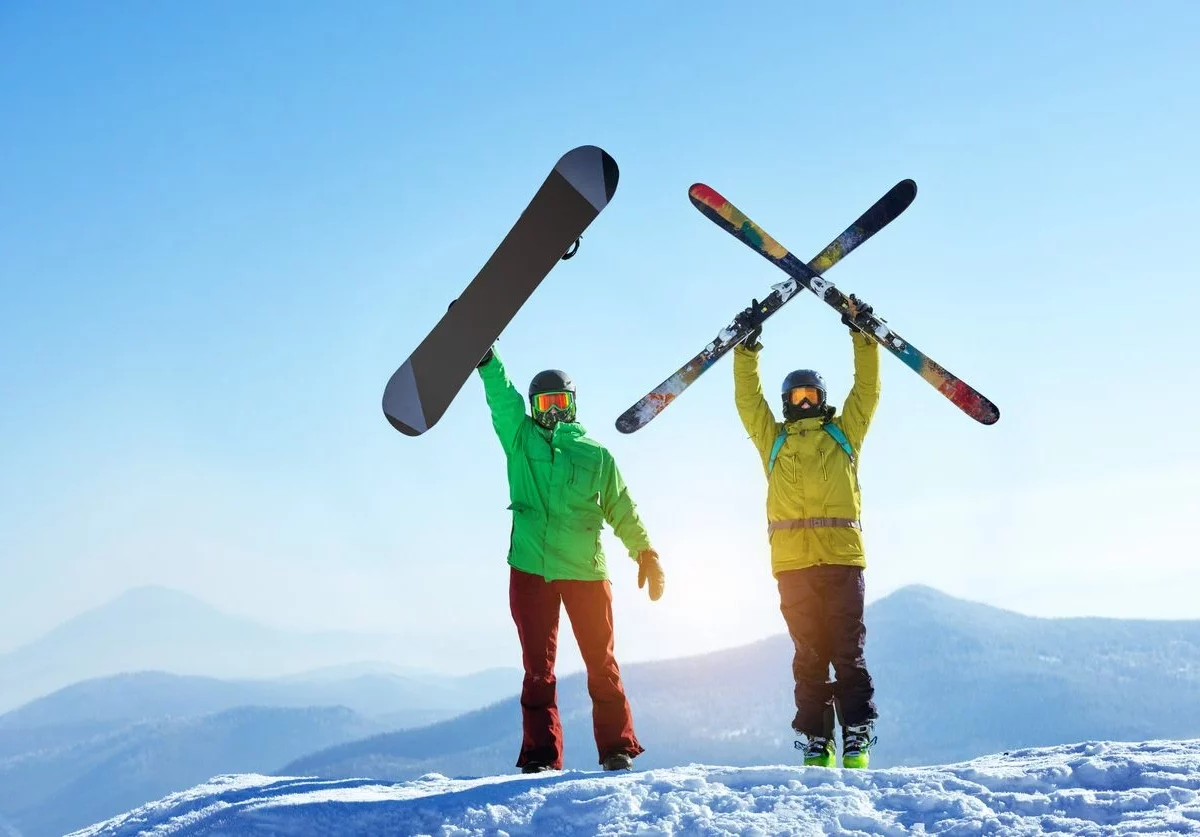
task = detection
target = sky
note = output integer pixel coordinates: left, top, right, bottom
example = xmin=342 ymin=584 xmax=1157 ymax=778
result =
xmin=2 ymin=2 xmax=1198 ymax=674
xmin=75 ymin=741 xmax=1200 ymax=835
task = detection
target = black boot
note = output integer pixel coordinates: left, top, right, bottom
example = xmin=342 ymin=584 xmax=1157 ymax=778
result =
xmin=601 ymin=753 xmax=633 ymax=771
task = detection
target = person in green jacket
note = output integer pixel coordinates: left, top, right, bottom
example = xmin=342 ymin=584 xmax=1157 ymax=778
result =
xmin=476 ymin=344 xmax=665 ymax=774
xmin=732 ymin=294 xmax=881 ymax=770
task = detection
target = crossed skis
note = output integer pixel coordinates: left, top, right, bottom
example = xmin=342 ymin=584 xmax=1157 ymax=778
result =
xmin=382 ymin=147 xmax=999 ymax=438
xmin=615 ymin=180 xmax=1000 ymax=433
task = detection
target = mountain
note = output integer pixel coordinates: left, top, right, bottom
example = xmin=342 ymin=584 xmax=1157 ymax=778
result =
xmin=72 ymin=740 xmax=1200 ymax=836
xmin=0 ymin=667 xmax=518 ymax=761
xmin=284 ymin=584 xmax=1200 ymax=779
xmin=0 ymin=705 xmax=384 ymax=837
xmin=0 ymin=586 xmax=458 ymax=713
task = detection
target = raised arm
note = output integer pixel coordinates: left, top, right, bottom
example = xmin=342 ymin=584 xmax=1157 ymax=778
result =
xmin=733 ymin=343 xmax=781 ymax=469
xmin=477 ymin=348 xmax=527 ymax=453
xmin=838 ymin=331 xmax=880 ymax=452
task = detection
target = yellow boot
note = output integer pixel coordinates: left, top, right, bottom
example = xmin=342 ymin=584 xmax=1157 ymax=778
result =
xmin=841 ymin=722 xmax=876 ymax=769
xmin=796 ymin=734 xmax=836 ymax=767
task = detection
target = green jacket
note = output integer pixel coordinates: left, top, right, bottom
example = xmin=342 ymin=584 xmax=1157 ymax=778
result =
xmin=479 ymin=351 xmax=652 ymax=581
xmin=734 ymin=332 xmax=880 ymax=576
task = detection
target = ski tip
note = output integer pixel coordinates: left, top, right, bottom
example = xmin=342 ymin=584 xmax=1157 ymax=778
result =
xmin=887 ymin=179 xmax=918 ymax=211
xmin=688 ymin=183 xmax=724 ymax=208
xmin=962 ymin=394 xmax=1000 ymax=426
xmin=614 ymin=411 xmax=641 ymax=434
xmin=556 ymin=146 xmax=619 ymax=210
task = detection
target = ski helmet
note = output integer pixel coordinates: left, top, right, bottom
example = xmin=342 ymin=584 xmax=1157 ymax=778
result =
xmin=781 ymin=369 xmax=828 ymax=422
xmin=528 ymin=369 xmax=577 ymax=429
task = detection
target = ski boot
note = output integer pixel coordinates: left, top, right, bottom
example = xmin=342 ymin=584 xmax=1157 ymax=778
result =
xmin=841 ymin=721 xmax=877 ymax=769
xmin=602 ymin=753 xmax=634 ymax=772
xmin=795 ymin=733 xmax=836 ymax=767
xmin=521 ymin=761 xmax=553 ymax=774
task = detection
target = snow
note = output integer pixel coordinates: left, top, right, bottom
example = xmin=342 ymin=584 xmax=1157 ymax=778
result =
xmin=71 ymin=740 xmax=1200 ymax=836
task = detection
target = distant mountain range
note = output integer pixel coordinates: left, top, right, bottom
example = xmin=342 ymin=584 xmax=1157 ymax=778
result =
xmin=0 ymin=705 xmax=381 ymax=837
xmin=0 ymin=586 xmax=441 ymax=713
xmin=0 ymin=666 xmax=518 ymax=761
xmin=5 ymin=584 xmax=1200 ymax=836
xmin=285 ymin=585 xmax=1200 ymax=779
xmin=0 ymin=664 xmax=520 ymax=837
xmin=0 ymin=586 xmax=522 ymax=837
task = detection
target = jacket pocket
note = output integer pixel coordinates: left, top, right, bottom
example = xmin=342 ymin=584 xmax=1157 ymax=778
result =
xmin=507 ymin=502 xmax=542 ymax=556
xmin=777 ymin=452 xmax=797 ymax=484
xmin=571 ymin=460 xmax=600 ymax=493
xmin=817 ymin=525 xmax=863 ymax=559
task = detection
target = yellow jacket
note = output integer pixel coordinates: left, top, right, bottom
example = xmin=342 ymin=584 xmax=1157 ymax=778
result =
xmin=733 ymin=333 xmax=880 ymax=576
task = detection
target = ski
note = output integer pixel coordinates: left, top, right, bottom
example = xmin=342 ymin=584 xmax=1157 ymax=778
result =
xmin=383 ymin=146 xmax=619 ymax=436
xmin=688 ymin=184 xmax=1000 ymax=426
xmin=615 ymin=179 xmax=917 ymax=434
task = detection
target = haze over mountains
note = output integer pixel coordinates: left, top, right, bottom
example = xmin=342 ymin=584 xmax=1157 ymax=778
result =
xmin=3 ymin=584 xmax=1200 ymax=836
xmin=0 ymin=585 xmax=474 ymax=713
xmin=287 ymin=585 xmax=1200 ymax=779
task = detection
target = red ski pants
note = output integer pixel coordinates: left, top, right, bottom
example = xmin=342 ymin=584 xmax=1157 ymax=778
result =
xmin=508 ymin=567 xmax=643 ymax=769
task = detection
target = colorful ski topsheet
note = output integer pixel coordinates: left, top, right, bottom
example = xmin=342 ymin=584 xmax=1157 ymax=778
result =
xmin=614 ymin=180 xmax=917 ymax=434
xmin=690 ymin=185 xmax=1000 ymax=426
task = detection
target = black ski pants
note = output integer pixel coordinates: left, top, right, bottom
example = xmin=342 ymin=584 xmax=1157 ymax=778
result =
xmin=777 ymin=564 xmax=877 ymax=737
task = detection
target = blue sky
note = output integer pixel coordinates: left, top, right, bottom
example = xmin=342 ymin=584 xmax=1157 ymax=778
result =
xmin=2 ymin=2 xmax=1198 ymax=673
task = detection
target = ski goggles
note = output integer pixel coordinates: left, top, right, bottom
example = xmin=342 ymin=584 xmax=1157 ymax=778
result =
xmin=532 ymin=391 xmax=574 ymax=412
xmin=787 ymin=386 xmax=822 ymax=406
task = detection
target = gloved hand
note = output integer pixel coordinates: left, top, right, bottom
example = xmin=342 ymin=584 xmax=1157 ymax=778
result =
xmin=637 ymin=550 xmax=665 ymax=602
xmin=735 ymin=298 xmax=766 ymax=350
xmin=449 ymin=298 xmax=496 ymax=368
xmin=841 ymin=294 xmax=874 ymax=334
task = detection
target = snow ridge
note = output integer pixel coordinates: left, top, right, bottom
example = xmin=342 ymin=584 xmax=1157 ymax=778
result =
xmin=72 ymin=740 xmax=1200 ymax=836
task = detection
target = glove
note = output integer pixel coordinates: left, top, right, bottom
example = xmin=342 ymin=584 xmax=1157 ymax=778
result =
xmin=637 ymin=550 xmax=665 ymax=602
xmin=448 ymin=299 xmax=496 ymax=368
xmin=735 ymin=298 xmax=766 ymax=350
xmin=841 ymin=294 xmax=874 ymax=334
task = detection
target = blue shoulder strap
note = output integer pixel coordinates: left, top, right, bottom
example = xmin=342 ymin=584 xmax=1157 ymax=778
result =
xmin=767 ymin=424 xmax=856 ymax=473
xmin=768 ymin=429 xmax=788 ymax=473
xmin=822 ymin=422 xmax=856 ymax=466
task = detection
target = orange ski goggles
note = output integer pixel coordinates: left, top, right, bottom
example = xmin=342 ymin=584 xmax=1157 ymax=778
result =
xmin=533 ymin=391 xmax=574 ymax=412
xmin=787 ymin=386 xmax=822 ymax=406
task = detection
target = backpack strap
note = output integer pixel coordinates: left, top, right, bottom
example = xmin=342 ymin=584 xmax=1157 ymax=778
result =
xmin=767 ymin=428 xmax=788 ymax=474
xmin=822 ymin=422 xmax=856 ymax=466
xmin=767 ymin=424 xmax=856 ymax=474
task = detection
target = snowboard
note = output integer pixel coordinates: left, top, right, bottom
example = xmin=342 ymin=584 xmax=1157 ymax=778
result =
xmin=615 ymin=180 xmax=917 ymax=433
xmin=383 ymin=146 xmax=619 ymax=436
xmin=689 ymin=184 xmax=1000 ymax=425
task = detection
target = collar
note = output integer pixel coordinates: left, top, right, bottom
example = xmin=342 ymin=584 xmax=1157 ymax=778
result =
xmin=537 ymin=420 xmax=588 ymax=441
xmin=784 ymin=415 xmax=834 ymax=433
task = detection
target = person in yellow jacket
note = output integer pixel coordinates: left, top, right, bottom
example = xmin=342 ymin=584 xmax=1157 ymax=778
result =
xmin=732 ymin=295 xmax=880 ymax=769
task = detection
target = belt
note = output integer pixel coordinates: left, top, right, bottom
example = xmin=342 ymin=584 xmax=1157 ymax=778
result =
xmin=768 ymin=517 xmax=861 ymax=534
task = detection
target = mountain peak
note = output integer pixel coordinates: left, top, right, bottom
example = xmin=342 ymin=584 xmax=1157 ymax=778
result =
xmin=870 ymin=584 xmax=1025 ymax=625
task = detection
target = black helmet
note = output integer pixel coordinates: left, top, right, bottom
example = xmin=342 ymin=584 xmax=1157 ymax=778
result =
xmin=781 ymin=369 xmax=829 ymax=422
xmin=529 ymin=369 xmax=577 ymax=429
xmin=528 ymin=369 xmax=575 ymax=399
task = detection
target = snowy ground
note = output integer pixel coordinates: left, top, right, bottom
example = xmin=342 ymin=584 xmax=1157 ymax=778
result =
xmin=72 ymin=740 xmax=1200 ymax=836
